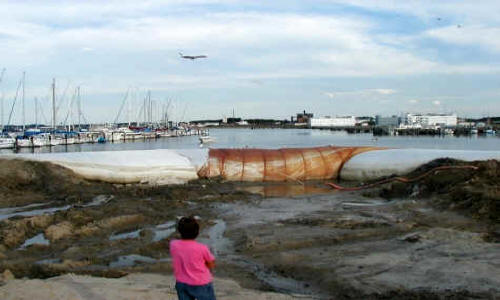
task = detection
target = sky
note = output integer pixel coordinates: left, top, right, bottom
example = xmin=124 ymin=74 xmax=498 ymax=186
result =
xmin=0 ymin=0 xmax=500 ymax=125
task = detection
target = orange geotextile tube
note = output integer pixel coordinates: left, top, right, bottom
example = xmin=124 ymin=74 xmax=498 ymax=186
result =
xmin=197 ymin=146 xmax=381 ymax=182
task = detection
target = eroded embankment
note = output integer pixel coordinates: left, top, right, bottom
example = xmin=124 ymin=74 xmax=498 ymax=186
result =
xmin=375 ymin=159 xmax=500 ymax=225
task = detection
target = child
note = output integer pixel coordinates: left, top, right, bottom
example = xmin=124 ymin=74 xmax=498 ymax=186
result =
xmin=170 ymin=216 xmax=216 ymax=300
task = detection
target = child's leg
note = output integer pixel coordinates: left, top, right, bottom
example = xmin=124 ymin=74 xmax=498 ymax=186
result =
xmin=189 ymin=283 xmax=216 ymax=300
xmin=175 ymin=282 xmax=196 ymax=300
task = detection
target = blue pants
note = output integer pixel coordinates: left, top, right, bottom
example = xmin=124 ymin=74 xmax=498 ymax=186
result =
xmin=175 ymin=282 xmax=216 ymax=300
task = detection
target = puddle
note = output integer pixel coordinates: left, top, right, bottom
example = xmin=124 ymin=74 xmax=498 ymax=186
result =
xmin=0 ymin=204 xmax=72 ymax=221
xmin=199 ymin=219 xmax=231 ymax=256
xmin=19 ymin=233 xmax=50 ymax=249
xmin=108 ymin=221 xmax=176 ymax=242
xmin=109 ymin=254 xmax=170 ymax=268
xmin=341 ymin=200 xmax=388 ymax=207
xmin=0 ymin=202 xmax=52 ymax=215
xmin=35 ymin=258 xmax=62 ymax=265
xmin=0 ymin=196 xmax=113 ymax=221
xmin=237 ymin=183 xmax=334 ymax=198
xmin=109 ymin=229 xmax=142 ymax=241
xmin=82 ymin=195 xmax=114 ymax=207
xmin=152 ymin=221 xmax=176 ymax=242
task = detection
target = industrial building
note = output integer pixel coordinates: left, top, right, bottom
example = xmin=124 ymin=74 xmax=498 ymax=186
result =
xmin=402 ymin=113 xmax=457 ymax=127
xmin=308 ymin=116 xmax=356 ymax=128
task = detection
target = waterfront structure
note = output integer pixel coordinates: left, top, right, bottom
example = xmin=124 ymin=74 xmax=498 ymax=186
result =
xmin=308 ymin=116 xmax=356 ymax=128
xmin=402 ymin=113 xmax=457 ymax=127
xmin=296 ymin=111 xmax=314 ymax=123
xmin=375 ymin=115 xmax=400 ymax=127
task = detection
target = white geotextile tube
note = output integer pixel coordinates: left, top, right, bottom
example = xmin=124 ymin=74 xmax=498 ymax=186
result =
xmin=2 ymin=149 xmax=209 ymax=185
xmin=2 ymin=148 xmax=500 ymax=184
xmin=340 ymin=149 xmax=500 ymax=181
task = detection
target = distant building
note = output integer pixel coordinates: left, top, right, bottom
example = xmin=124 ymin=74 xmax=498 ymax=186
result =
xmin=296 ymin=110 xmax=314 ymax=123
xmin=403 ymin=113 xmax=457 ymax=127
xmin=375 ymin=115 xmax=400 ymax=127
xmin=309 ymin=116 xmax=356 ymax=128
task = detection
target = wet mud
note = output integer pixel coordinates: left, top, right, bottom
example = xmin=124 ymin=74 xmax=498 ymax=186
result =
xmin=1 ymin=158 xmax=499 ymax=299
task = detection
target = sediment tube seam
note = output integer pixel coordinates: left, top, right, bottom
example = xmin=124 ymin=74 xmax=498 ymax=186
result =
xmin=263 ymin=150 xmax=267 ymax=181
xmin=317 ymin=148 xmax=327 ymax=179
xmin=240 ymin=149 xmax=245 ymax=182
xmin=299 ymin=149 xmax=306 ymax=181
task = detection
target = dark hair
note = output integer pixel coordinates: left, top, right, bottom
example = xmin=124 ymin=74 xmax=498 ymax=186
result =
xmin=177 ymin=216 xmax=199 ymax=239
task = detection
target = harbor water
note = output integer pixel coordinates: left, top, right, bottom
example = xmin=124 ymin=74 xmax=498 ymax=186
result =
xmin=1 ymin=128 xmax=499 ymax=154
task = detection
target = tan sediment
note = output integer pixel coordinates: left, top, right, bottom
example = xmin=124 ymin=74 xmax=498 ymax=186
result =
xmin=76 ymin=214 xmax=145 ymax=237
xmin=45 ymin=221 xmax=74 ymax=241
xmin=0 ymin=273 xmax=312 ymax=300
xmin=1 ymin=215 xmax=54 ymax=248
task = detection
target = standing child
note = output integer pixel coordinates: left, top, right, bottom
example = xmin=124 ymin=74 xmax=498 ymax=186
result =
xmin=170 ymin=216 xmax=216 ymax=300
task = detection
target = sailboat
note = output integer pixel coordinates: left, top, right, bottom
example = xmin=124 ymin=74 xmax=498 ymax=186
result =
xmin=0 ymin=68 xmax=15 ymax=149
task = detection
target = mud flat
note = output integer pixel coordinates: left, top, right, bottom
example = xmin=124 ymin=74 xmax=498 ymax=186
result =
xmin=0 ymin=158 xmax=499 ymax=299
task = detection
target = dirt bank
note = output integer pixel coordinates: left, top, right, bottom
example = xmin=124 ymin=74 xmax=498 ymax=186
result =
xmin=376 ymin=159 xmax=500 ymax=224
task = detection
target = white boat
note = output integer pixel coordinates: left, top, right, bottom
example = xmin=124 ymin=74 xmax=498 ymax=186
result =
xmin=16 ymin=138 xmax=33 ymax=148
xmin=61 ymin=137 xmax=75 ymax=145
xmin=0 ymin=137 xmax=15 ymax=149
xmin=199 ymin=136 xmax=216 ymax=144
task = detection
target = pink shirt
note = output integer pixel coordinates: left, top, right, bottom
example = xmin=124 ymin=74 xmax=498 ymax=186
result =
xmin=169 ymin=239 xmax=215 ymax=285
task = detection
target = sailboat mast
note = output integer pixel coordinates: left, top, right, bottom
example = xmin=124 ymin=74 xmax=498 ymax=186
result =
xmin=52 ymin=78 xmax=56 ymax=130
xmin=0 ymin=68 xmax=5 ymax=131
xmin=22 ymin=71 xmax=25 ymax=132
xmin=77 ymin=86 xmax=81 ymax=131
xmin=34 ymin=97 xmax=38 ymax=129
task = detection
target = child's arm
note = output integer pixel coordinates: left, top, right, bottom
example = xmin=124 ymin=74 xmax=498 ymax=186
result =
xmin=206 ymin=260 xmax=216 ymax=269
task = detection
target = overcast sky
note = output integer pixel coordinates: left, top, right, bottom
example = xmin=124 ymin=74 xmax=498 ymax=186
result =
xmin=1 ymin=0 xmax=499 ymax=125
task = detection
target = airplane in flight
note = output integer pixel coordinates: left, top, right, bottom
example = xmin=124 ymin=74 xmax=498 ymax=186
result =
xmin=179 ymin=52 xmax=207 ymax=60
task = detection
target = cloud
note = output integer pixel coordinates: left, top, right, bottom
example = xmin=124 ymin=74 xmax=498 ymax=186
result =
xmin=409 ymin=99 xmax=419 ymax=104
xmin=323 ymin=89 xmax=397 ymax=98
xmin=323 ymin=92 xmax=336 ymax=98
xmin=0 ymin=1 xmax=499 ymax=121
xmin=371 ymin=89 xmax=396 ymax=95
xmin=426 ymin=25 xmax=500 ymax=53
xmin=432 ymin=100 xmax=441 ymax=106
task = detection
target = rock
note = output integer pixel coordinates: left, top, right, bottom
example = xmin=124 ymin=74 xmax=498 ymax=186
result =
xmin=98 ymin=214 xmax=144 ymax=229
xmin=45 ymin=221 xmax=74 ymax=241
xmin=0 ymin=251 xmax=6 ymax=260
xmin=399 ymin=233 xmax=421 ymax=243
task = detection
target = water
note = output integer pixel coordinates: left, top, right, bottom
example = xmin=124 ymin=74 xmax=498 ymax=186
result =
xmin=1 ymin=128 xmax=499 ymax=154
xmin=19 ymin=233 xmax=50 ymax=249
xmin=108 ymin=254 xmax=170 ymax=268
xmin=0 ymin=204 xmax=72 ymax=221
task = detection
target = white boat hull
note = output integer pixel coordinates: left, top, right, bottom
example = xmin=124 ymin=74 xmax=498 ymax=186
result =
xmin=0 ymin=138 xmax=15 ymax=149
